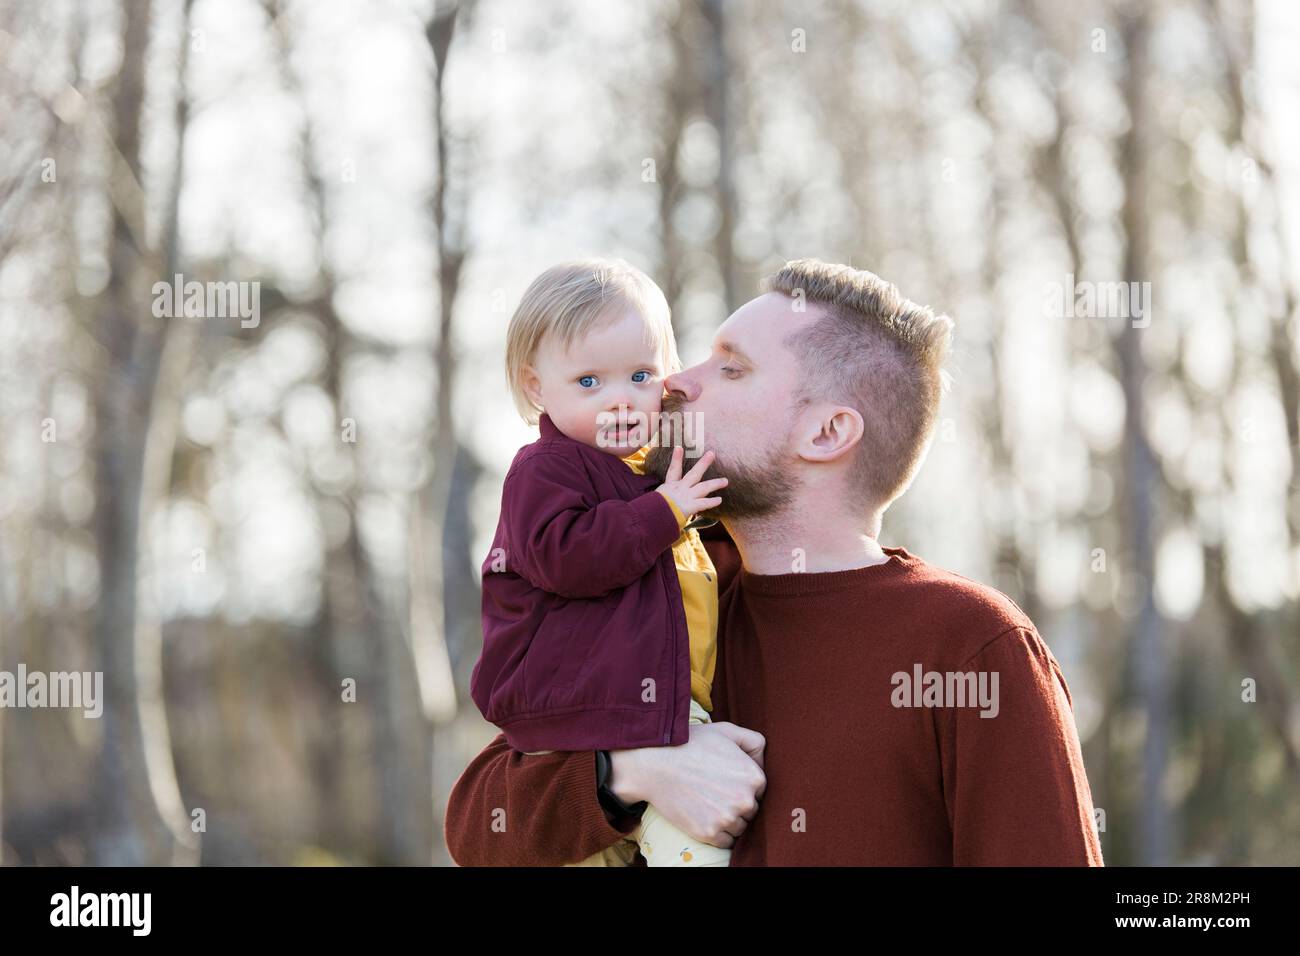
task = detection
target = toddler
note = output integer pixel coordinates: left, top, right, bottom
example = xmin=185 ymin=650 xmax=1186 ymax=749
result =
xmin=470 ymin=258 xmax=731 ymax=867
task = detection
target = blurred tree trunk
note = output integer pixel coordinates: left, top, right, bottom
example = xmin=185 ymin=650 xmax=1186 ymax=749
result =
xmin=266 ymin=0 xmax=424 ymax=862
xmin=1202 ymin=0 xmax=1300 ymax=776
xmin=1117 ymin=5 xmax=1171 ymax=865
xmin=416 ymin=0 xmax=468 ymax=865
xmin=1025 ymin=0 xmax=1122 ymax=853
xmin=0 ymin=5 xmax=90 ymax=864
xmin=657 ymin=3 xmax=691 ymax=327
xmin=824 ymin=0 xmax=879 ymax=268
xmin=967 ymin=12 xmax=1041 ymax=622
xmin=699 ymin=0 xmax=737 ymax=312
xmin=656 ymin=0 xmax=739 ymax=331
xmin=90 ymin=0 xmax=186 ymax=866
xmin=438 ymin=441 xmax=484 ymax=685
xmin=0 ymin=538 xmax=6 ymax=863
xmin=1206 ymin=0 xmax=1300 ymax=564
xmin=132 ymin=0 xmax=203 ymax=867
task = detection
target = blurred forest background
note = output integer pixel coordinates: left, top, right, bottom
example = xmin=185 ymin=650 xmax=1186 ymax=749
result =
xmin=1 ymin=0 xmax=1297 ymax=866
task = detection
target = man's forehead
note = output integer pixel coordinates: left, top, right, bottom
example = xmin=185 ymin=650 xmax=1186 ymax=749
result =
xmin=712 ymin=291 xmax=820 ymax=356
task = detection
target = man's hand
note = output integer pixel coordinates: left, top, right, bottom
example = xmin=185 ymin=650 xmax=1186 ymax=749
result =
xmin=608 ymin=721 xmax=766 ymax=848
xmin=655 ymin=447 xmax=729 ymax=518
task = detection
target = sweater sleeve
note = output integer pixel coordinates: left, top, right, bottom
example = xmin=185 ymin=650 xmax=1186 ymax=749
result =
xmin=501 ymin=451 xmax=682 ymax=599
xmin=938 ymin=626 xmax=1104 ymax=866
xmin=443 ymin=733 xmax=643 ymax=867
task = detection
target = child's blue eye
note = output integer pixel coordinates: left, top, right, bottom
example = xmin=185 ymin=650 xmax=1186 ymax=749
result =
xmin=578 ymin=375 xmax=598 ymax=388
xmin=632 ymin=370 xmax=650 ymax=383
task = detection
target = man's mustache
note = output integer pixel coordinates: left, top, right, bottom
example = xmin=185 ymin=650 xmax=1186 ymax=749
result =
xmin=652 ymin=393 xmax=695 ymax=447
xmin=645 ymin=397 xmax=715 ymax=481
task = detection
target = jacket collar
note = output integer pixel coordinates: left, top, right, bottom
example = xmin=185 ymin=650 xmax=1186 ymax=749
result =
xmin=536 ymin=412 xmax=717 ymax=532
xmin=537 ymin=411 xmax=650 ymax=478
xmin=538 ymin=412 xmax=561 ymax=439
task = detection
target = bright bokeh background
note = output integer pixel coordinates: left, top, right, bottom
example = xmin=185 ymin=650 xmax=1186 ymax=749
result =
xmin=0 ymin=0 xmax=1297 ymax=865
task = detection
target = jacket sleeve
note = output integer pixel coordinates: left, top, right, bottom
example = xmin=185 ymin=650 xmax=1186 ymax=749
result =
xmin=443 ymin=733 xmax=642 ymax=866
xmin=501 ymin=450 xmax=686 ymax=599
xmin=938 ymin=626 xmax=1105 ymax=866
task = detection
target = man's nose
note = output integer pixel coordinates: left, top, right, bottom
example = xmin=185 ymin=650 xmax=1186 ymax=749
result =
xmin=663 ymin=369 xmax=700 ymax=403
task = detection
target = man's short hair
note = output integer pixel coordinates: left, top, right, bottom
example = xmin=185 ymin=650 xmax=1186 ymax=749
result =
xmin=763 ymin=258 xmax=954 ymax=511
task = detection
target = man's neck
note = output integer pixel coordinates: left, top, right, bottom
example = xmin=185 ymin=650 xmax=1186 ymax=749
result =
xmin=722 ymin=506 xmax=889 ymax=575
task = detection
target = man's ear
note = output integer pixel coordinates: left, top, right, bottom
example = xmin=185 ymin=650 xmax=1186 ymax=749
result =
xmin=802 ymin=406 xmax=864 ymax=463
xmin=521 ymin=363 xmax=544 ymax=410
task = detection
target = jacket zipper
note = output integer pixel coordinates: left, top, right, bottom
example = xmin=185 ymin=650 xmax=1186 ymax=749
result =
xmin=663 ymin=550 xmax=678 ymax=744
xmin=627 ymin=463 xmax=681 ymax=745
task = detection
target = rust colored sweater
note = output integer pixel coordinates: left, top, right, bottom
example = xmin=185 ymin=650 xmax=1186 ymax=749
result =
xmin=444 ymin=528 xmax=1104 ymax=866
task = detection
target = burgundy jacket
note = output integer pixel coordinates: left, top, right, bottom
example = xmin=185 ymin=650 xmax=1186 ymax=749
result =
xmin=470 ymin=412 xmax=699 ymax=751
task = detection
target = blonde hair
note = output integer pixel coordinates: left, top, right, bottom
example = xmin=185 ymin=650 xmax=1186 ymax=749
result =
xmin=506 ymin=259 xmax=678 ymax=425
xmin=763 ymin=258 xmax=954 ymax=510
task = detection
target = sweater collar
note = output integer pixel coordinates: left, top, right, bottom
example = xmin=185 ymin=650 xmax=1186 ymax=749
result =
xmin=738 ymin=546 xmax=917 ymax=597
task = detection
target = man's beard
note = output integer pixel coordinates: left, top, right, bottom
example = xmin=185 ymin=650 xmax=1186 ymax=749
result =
xmin=644 ymin=396 xmax=798 ymax=520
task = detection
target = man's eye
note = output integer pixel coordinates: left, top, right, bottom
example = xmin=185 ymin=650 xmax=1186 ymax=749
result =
xmin=631 ymin=370 xmax=651 ymax=383
xmin=578 ymin=375 xmax=598 ymax=388
xmin=720 ymin=367 xmax=742 ymax=378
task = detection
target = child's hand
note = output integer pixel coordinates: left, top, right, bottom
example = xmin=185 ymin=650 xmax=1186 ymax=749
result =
xmin=656 ymin=447 xmax=728 ymax=518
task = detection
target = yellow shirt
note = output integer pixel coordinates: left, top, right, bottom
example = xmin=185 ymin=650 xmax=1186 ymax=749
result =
xmin=620 ymin=445 xmax=719 ymax=713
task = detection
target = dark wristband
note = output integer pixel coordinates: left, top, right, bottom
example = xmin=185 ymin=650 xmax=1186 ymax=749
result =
xmin=596 ymin=749 xmax=648 ymax=819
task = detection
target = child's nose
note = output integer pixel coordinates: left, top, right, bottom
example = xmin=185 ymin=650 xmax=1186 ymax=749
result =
xmin=604 ymin=394 xmax=636 ymax=417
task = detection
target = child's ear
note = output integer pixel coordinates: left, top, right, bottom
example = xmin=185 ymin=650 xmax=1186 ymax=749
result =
xmin=521 ymin=364 xmax=544 ymax=410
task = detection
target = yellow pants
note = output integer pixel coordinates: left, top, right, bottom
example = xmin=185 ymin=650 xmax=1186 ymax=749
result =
xmin=526 ymin=699 xmax=733 ymax=867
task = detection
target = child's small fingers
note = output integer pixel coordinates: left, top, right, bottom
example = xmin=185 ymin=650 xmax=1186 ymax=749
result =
xmin=684 ymin=449 xmax=715 ymax=481
xmin=666 ymin=444 xmax=684 ymax=480
xmin=700 ymin=497 xmax=722 ymax=509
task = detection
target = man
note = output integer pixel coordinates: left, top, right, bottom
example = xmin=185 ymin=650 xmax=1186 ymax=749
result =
xmin=445 ymin=258 xmax=1103 ymax=866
